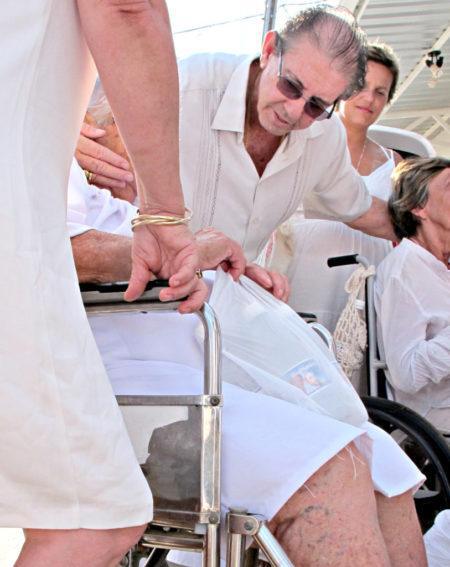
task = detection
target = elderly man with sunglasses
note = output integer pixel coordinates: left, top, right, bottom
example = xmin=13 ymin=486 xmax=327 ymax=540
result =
xmin=77 ymin=6 xmax=395 ymax=299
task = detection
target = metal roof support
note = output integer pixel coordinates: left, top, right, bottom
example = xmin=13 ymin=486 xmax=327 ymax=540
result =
xmin=390 ymin=24 xmax=450 ymax=106
xmin=339 ymin=0 xmax=370 ymax=20
xmin=432 ymin=115 xmax=450 ymax=133
xmin=262 ymin=0 xmax=278 ymax=39
xmin=382 ymin=107 xmax=450 ymax=120
xmin=405 ymin=116 xmax=429 ymax=131
xmin=423 ymin=116 xmax=448 ymax=138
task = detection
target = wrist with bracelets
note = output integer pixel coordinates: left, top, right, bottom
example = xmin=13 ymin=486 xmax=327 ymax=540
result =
xmin=131 ymin=207 xmax=192 ymax=231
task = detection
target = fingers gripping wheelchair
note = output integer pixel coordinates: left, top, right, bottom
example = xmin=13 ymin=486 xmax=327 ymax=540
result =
xmin=327 ymin=254 xmax=450 ymax=532
xmin=81 ymin=281 xmax=293 ymax=567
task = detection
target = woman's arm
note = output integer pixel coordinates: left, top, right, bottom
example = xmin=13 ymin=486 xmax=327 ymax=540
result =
xmin=377 ymin=276 xmax=450 ymax=394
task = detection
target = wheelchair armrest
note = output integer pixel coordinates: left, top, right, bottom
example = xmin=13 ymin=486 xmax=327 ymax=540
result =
xmin=80 ymin=279 xmax=183 ymax=310
xmin=80 ymin=281 xmax=221 ymax=396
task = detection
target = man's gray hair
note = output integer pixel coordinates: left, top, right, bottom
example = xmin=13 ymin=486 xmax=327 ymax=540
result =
xmin=277 ymin=5 xmax=367 ymax=99
xmin=389 ymin=157 xmax=450 ymax=240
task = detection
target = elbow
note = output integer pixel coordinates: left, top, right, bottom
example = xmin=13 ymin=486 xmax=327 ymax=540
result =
xmin=387 ymin=353 xmax=435 ymax=395
xmin=93 ymin=0 xmax=169 ymax=22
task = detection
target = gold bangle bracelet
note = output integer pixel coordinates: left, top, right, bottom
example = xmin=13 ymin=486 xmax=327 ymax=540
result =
xmin=131 ymin=208 xmax=192 ymax=230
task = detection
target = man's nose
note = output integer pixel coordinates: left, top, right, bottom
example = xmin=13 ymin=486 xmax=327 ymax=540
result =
xmin=284 ymin=96 xmax=308 ymax=123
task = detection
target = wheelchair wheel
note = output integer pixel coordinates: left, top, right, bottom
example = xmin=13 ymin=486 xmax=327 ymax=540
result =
xmin=362 ymin=396 xmax=450 ymax=532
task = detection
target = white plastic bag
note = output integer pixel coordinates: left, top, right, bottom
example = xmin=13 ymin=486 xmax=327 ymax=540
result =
xmin=208 ymin=269 xmax=368 ymax=427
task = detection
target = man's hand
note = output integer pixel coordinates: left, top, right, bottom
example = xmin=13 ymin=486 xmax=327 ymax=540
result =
xmin=124 ymin=223 xmax=207 ymax=313
xmin=76 ymin=122 xmax=134 ymax=194
xmin=195 ymin=228 xmax=246 ymax=280
xmin=244 ymin=263 xmax=290 ymax=302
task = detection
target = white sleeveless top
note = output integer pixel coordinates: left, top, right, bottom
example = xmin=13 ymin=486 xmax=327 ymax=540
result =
xmin=272 ymin=148 xmax=395 ymax=334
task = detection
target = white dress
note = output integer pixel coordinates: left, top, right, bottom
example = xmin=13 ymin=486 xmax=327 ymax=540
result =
xmin=0 ymin=1 xmax=151 ymax=528
xmin=272 ymin=148 xmax=395 ymax=333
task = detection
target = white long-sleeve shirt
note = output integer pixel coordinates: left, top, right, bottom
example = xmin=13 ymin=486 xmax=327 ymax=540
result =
xmin=374 ymin=238 xmax=450 ymax=416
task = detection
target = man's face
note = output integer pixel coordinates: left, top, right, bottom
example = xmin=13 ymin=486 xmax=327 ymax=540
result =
xmin=256 ymin=32 xmax=349 ymax=135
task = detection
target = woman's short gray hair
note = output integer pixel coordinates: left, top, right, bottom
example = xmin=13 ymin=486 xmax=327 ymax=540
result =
xmin=277 ymin=5 xmax=367 ymax=99
xmin=389 ymin=157 xmax=450 ymax=239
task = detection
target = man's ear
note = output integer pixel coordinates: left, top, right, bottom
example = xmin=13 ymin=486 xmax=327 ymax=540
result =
xmin=260 ymin=30 xmax=278 ymax=69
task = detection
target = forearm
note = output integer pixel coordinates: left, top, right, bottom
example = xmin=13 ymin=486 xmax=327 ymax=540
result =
xmin=72 ymin=230 xmax=132 ymax=283
xmin=347 ymin=197 xmax=396 ymax=240
xmin=388 ymin=330 xmax=450 ymax=394
xmin=77 ymin=0 xmax=183 ymax=215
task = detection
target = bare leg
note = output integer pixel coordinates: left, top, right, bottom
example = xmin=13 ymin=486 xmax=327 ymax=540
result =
xmin=376 ymin=491 xmax=426 ymax=567
xmin=15 ymin=524 xmax=146 ymax=567
xmin=268 ymin=442 xmax=391 ymax=567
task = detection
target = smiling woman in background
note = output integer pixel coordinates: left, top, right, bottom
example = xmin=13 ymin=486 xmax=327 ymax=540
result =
xmin=272 ymin=43 xmax=402 ymax=340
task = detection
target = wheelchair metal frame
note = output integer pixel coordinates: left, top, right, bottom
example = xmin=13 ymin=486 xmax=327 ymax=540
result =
xmin=81 ymin=282 xmax=293 ymax=567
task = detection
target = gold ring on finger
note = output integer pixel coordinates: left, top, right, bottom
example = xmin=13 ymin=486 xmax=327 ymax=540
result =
xmin=195 ymin=270 xmax=203 ymax=279
xmin=84 ymin=169 xmax=94 ymax=184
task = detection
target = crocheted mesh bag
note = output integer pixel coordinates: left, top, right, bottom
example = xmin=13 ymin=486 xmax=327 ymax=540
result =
xmin=333 ymin=265 xmax=375 ymax=379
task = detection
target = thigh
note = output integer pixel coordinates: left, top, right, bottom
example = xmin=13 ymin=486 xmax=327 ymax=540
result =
xmin=269 ymin=443 xmax=391 ymax=567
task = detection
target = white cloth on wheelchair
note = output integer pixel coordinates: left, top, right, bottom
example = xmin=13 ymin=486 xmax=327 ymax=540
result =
xmin=89 ymin=307 xmax=424 ymax=520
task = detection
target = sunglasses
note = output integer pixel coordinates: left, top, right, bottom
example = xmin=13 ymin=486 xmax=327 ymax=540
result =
xmin=277 ymin=50 xmax=337 ymax=121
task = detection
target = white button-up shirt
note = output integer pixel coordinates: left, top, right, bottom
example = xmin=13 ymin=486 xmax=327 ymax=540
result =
xmin=375 ymin=238 xmax=450 ymax=416
xmin=179 ymin=53 xmax=371 ymax=261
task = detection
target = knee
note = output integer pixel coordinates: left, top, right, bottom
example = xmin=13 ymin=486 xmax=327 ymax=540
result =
xmin=108 ymin=524 xmax=146 ymax=557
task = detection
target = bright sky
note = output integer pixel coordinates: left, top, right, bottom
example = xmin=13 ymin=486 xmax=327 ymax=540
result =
xmin=166 ymin=1 xmax=339 ymax=58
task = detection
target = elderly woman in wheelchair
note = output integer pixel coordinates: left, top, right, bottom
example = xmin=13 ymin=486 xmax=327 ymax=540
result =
xmin=375 ymin=157 xmax=450 ymax=436
xmin=68 ymin=159 xmax=427 ymax=566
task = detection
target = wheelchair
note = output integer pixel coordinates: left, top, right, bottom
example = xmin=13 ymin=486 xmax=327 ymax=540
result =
xmin=81 ymin=281 xmax=293 ymax=567
xmin=327 ymin=254 xmax=450 ymax=532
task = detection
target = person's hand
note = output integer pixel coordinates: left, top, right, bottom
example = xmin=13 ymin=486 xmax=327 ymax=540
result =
xmin=244 ymin=263 xmax=290 ymax=302
xmin=124 ymin=223 xmax=207 ymax=313
xmin=195 ymin=228 xmax=246 ymax=279
xmin=76 ymin=122 xmax=135 ymax=196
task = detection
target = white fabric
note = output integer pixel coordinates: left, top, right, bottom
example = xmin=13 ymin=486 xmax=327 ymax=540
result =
xmin=178 ymin=53 xmax=371 ymax=262
xmin=68 ymin=164 xmax=424 ymax=517
xmin=68 ymin=159 xmax=136 ymax=237
xmin=270 ymin=149 xmax=395 ymax=332
xmin=375 ymin=238 xmax=450 ymax=422
xmin=0 ymin=1 xmax=152 ymax=528
xmin=208 ymin=269 xmax=368 ymax=426
xmin=424 ymin=510 xmax=450 ymax=567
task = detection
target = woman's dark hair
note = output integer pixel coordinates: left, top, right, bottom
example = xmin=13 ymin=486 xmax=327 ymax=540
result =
xmin=389 ymin=157 xmax=450 ymax=239
xmin=277 ymin=4 xmax=368 ymax=99
xmin=367 ymin=43 xmax=400 ymax=102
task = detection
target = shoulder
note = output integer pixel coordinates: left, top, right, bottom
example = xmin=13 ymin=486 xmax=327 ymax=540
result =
xmin=376 ymin=240 xmax=417 ymax=285
xmin=393 ymin=150 xmax=403 ymax=165
xmin=178 ymin=52 xmax=249 ymax=92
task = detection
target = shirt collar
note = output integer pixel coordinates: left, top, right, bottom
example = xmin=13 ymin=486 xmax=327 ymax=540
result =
xmin=211 ymin=54 xmax=325 ymax=145
xmin=403 ymin=238 xmax=450 ymax=273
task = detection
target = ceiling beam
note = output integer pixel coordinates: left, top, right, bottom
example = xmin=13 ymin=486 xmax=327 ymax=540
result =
xmin=432 ymin=115 xmax=450 ymax=132
xmin=382 ymin=107 xmax=450 ymax=120
xmin=423 ymin=116 xmax=448 ymax=138
xmin=405 ymin=116 xmax=429 ymax=130
xmin=390 ymin=24 xmax=450 ymax=106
